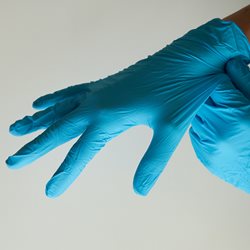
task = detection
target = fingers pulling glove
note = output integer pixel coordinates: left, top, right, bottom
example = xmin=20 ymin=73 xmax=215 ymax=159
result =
xmin=190 ymin=56 xmax=250 ymax=193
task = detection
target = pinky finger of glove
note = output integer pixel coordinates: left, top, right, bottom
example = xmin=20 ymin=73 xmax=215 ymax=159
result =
xmin=10 ymin=98 xmax=80 ymax=136
xmin=32 ymin=83 xmax=90 ymax=110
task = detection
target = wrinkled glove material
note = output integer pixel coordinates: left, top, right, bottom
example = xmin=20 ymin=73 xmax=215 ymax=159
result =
xmin=190 ymin=56 xmax=250 ymax=193
xmin=6 ymin=18 xmax=250 ymax=197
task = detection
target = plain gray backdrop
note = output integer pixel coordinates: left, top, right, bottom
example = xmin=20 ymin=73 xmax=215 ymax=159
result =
xmin=1 ymin=1 xmax=250 ymax=250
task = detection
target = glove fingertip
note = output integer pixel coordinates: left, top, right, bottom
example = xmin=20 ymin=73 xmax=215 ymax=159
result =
xmin=133 ymin=185 xmax=150 ymax=196
xmin=5 ymin=156 xmax=21 ymax=169
xmin=45 ymin=180 xmax=60 ymax=199
xmin=32 ymin=99 xmax=45 ymax=110
xmin=45 ymin=186 xmax=57 ymax=199
xmin=9 ymin=123 xmax=19 ymax=136
xmin=9 ymin=129 xmax=23 ymax=136
xmin=133 ymin=177 xmax=152 ymax=197
xmin=45 ymin=172 xmax=70 ymax=198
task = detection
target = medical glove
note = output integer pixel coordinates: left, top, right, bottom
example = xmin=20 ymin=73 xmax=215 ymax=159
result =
xmin=6 ymin=19 xmax=250 ymax=198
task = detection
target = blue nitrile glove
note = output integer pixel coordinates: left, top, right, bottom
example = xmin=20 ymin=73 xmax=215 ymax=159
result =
xmin=6 ymin=19 xmax=250 ymax=198
xmin=190 ymin=56 xmax=250 ymax=193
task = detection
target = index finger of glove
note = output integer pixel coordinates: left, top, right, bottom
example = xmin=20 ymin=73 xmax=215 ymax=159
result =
xmin=10 ymin=98 xmax=80 ymax=136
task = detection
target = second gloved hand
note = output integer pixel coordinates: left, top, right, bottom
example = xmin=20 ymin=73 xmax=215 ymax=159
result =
xmin=190 ymin=57 xmax=250 ymax=193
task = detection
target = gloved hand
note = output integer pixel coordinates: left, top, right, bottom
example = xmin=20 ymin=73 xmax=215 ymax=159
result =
xmin=190 ymin=57 xmax=250 ymax=193
xmin=6 ymin=19 xmax=250 ymax=198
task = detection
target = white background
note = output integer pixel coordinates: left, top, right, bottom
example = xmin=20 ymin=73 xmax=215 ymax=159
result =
xmin=1 ymin=1 xmax=250 ymax=249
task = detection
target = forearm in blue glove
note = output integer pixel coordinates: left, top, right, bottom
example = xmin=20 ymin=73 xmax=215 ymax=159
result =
xmin=190 ymin=57 xmax=250 ymax=193
xmin=6 ymin=18 xmax=250 ymax=198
